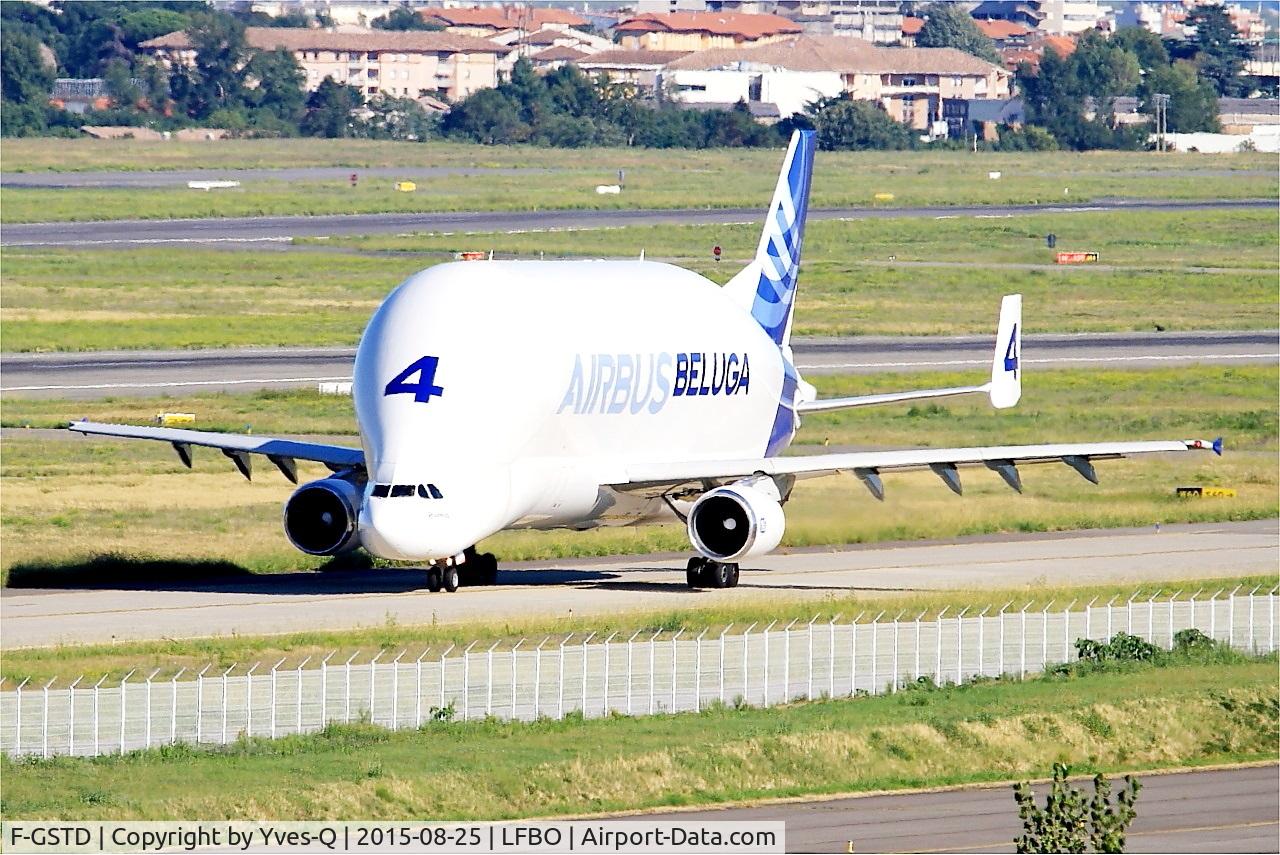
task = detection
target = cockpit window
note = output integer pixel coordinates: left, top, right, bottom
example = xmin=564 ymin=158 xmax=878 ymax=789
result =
xmin=427 ymin=483 xmax=443 ymax=499
xmin=390 ymin=484 xmax=415 ymax=498
xmin=371 ymin=484 xmax=390 ymax=498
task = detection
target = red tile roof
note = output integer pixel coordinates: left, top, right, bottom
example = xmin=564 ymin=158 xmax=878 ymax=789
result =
xmin=141 ymin=27 xmax=506 ymax=54
xmin=1041 ymin=35 xmax=1076 ymax=57
xmin=975 ymin=19 xmax=1030 ymax=39
xmin=530 ymin=45 xmax=588 ymax=62
xmin=902 ymin=16 xmax=923 ymax=35
xmin=422 ymin=6 xmax=587 ymax=31
xmin=614 ymin=11 xmax=801 ymax=40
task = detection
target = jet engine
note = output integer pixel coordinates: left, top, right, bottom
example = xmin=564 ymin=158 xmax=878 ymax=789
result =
xmin=282 ymin=475 xmax=363 ymax=556
xmin=687 ymin=478 xmax=786 ymax=562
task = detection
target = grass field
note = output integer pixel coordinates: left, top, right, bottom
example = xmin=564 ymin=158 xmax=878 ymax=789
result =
xmin=2 ymin=366 xmax=1275 ymax=586
xmin=1 ymin=143 xmax=1274 ymax=224
xmin=3 ymin=208 xmax=1274 ymax=352
xmin=2 ymin=652 xmax=1274 ymax=820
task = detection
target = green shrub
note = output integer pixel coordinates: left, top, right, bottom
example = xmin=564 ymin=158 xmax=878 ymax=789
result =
xmin=1014 ymin=762 xmax=1141 ymax=854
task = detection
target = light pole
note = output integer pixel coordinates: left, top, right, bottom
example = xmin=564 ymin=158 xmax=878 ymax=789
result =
xmin=1153 ymin=93 xmax=1170 ymax=152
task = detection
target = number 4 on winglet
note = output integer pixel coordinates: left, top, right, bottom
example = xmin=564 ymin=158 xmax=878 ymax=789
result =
xmin=384 ymin=355 xmax=445 ymax=403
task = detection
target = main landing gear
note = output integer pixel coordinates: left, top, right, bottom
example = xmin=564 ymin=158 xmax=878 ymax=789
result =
xmin=686 ymin=556 xmax=740 ymax=589
xmin=426 ymin=547 xmax=498 ymax=593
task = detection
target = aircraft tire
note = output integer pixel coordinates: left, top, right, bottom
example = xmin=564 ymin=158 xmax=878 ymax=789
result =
xmin=426 ymin=566 xmax=443 ymax=593
xmin=707 ymin=561 xmax=731 ymax=589
xmin=442 ymin=564 xmax=460 ymax=593
xmin=726 ymin=563 xmax=740 ymax=588
xmin=686 ymin=557 xmax=705 ymax=589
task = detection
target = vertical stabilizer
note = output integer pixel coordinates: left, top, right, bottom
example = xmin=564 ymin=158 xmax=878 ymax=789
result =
xmin=989 ymin=294 xmax=1022 ymax=409
xmin=724 ymin=129 xmax=816 ymax=347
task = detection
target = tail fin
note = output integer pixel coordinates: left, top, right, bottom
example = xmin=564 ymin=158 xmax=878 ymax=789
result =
xmin=724 ymin=129 xmax=816 ymax=347
xmin=989 ymin=293 xmax=1022 ymax=409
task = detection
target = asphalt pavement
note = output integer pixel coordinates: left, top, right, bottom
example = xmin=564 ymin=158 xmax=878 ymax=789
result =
xmin=3 ymin=198 xmax=1271 ymax=248
xmin=0 ymin=166 xmax=558 ymax=188
xmin=4 ymin=520 xmax=1274 ymax=648
xmin=3 ymin=330 xmax=1275 ymax=399
xmin=624 ymin=764 xmax=1280 ymax=853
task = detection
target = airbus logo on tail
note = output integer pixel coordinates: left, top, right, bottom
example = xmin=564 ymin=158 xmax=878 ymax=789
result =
xmin=557 ymin=351 xmax=751 ymax=415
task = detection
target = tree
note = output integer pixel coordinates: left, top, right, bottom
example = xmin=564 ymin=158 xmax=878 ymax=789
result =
xmin=1142 ymin=61 xmax=1221 ymax=133
xmin=1014 ymin=764 xmax=1141 ymax=854
xmin=800 ymin=95 xmax=913 ymax=151
xmin=1186 ymin=3 xmax=1249 ymax=96
xmin=102 ymin=58 xmax=141 ymax=108
xmin=182 ymin=12 xmax=249 ymax=118
xmin=366 ymin=94 xmax=438 ymax=141
xmin=374 ymin=6 xmax=442 ymax=31
xmin=300 ymin=77 xmax=365 ymax=137
xmin=244 ymin=48 xmax=306 ymax=127
xmin=1 ymin=28 xmax=55 ymax=105
xmin=1109 ymin=26 xmax=1169 ymax=72
xmin=917 ymin=3 xmax=1000 ymax=64
xmin=441 ymin=86 xmax=528 ymax=143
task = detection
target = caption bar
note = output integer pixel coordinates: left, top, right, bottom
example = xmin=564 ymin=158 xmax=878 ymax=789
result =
xmin=2 ymin=821 xmax=784 ymax=854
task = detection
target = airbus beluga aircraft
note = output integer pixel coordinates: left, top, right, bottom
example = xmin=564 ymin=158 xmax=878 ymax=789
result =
xmin=72 ymin=131 xmax=1221 ymax=593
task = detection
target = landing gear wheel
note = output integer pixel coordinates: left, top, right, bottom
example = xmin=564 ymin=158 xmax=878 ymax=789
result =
xmin=686 ymin=557 xmax=706 ymax=589
xmin=426 ymin=566 xmax=443 ymax=593
xmin=442 ymin=564 xmax=460 ymax=593
xmin=726 ymin=563 xmax=740 ymax=588
xmin=707 ymin=560 xmax=732 ymax=589
xmin=476 ymin=552 xmax=498 ymax=586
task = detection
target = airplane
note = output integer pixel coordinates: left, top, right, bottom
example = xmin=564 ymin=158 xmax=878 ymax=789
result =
xmin=70 ymin=130 xmax=1221 ymax=593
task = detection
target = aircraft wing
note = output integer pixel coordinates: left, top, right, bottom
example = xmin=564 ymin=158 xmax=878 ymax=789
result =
xmin=68 ymin=420 xmax=363 ymax=483
xmin=614 ymin=438 xmax=1222 ymax=499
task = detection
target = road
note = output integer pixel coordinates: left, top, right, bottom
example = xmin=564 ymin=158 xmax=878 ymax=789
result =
xmin=624 ymin=764 xmax=1280 ymax=854
xmin=3 ymin=520 xmax=1274 ymax=648
xmin=3 ymin=330 xmax=1275 ymax=399
xmin=2 ymin=198 xmax=1271 ymax=248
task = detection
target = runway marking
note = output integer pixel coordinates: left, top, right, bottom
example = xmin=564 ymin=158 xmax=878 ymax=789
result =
xmin=1 ymin=376 xmax=351 ymax=392
xmin=801 ymin=353 xmax=1278 ymax=370
xmin=902 ymin=819 xmax=1279 ymax=853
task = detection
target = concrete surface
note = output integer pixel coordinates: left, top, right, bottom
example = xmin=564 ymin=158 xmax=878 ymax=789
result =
xmin=3 ymin=520 xmax=1274 ymax=648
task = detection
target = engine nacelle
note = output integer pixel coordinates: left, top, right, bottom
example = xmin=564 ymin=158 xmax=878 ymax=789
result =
xmin=282 ymin=475 xmax=363 ymax=556
xmin=687 ymin=478 xmax=786 ymax=562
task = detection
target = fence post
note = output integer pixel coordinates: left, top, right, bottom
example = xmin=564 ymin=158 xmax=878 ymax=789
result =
xmin=14 ymin=678 xmax=29 ymax=756
xmin=1105 ymin=595 xmax=1117 ymax=640
xmin=914 ymin=611 xmax=924 ymax=681
xmin=718 ymin=625 xmax=732 ymax=705
xmin=670 ymin=629 xmax=685 ymax=712
xmin=1270 ymin=586 xmax=1277 ymax=652
xmin=976 ymin=607 xmax=990 ymax=678
xmin=242 ymin=664 xmax=257 ymax=739
xmin=533 ymin=638 xmax=548 ymax=719
xmin=92 ymin=676 xmax=106 ymax=757
xmin=67 ymin=676 xmax=82 ymax=757
xmin=1147 ymin=592 xmax=1158 ymax=643
xmin=1247 ymin=587 xmax=1259 ymax=652
xmin=603 ymin=633 xmax=617 ymax=716
xmin=890 ymin=612 xmax=904 ymax=691
xmin=388 ymin=651 xmax=404 ymax=730
xmin=41 ymin=679 xmax=54 ymax=758
xmin=509 ymin=641 xmax=524 ymax=721
xmin=296 ymin=656 xmax=312 ymax=734
xmin=1019 ymin=603 xmax=1030 ymax=678
xmin=557 ymin=635 xmax=572 ymax=719
xmin=648 ymin=631 xmax=660 ymax=714
xmin=220 ymin=665 xmax=234 ymax=744
xmin=1062 ymin=600 xmax=1076 ymax=662
xmin=782 ymin=620 xmax=797 ymax=702
xmin=955 ymin=607 xmax=970 ymax=684
xmin=1228 ymin=586 xmax=1241 ymax=648
xmin=581 ymin=632 xmax=596 ymax=715
xmin=998 ymin=603 xmax=1011 ymax=676
xmin=870 ymin=612 xmax=884 ymax=695
xmin=1167 ymin=592 xmax=1181 ymax=648
xmin=461 ymin=643 xmax=476 ymax=721
xmin=850 ymin=613 xmax=863 ymax=696
xmin=343 ymin=653 xmax=356 ymax=724
xmin=1127 ymin=590 xmax=1138 ymax=635
xmin=763 ymin=621 xmax=776 ymax=705
xmin=368 ymin=651 xmax=385 ymax=726
xmin=195 ymin=665 xmax=211 ymax=744
xmin=1209 ymin=590 xmax=1220 ymax=641
xmin=321 ymin=652 xmax=335 ymax=728
xmin=170 ymin=668 xmax=185 ymax=742
xmin=119 ymin=670 xmax=135 ymax=755
xmin=143 ymin=670 xmax=159 ymax=750
xmin=269 ymin=659 xmax=284 ymax=738
xmin=935 ymin=607 xmax=949 ymax=685
xmin=828 ymin=616 xmax=840 ymax=698
xmin=486 ymin=642 xmax=499 ymax=718
xmin=1085 ymin=597 xmax=1097 ymax=642
xmin=806 ymin=616 xmax=818 ymax=701
xmin=438 ymin=645 xmax=454 ymax=716
xmin=694 ymin=629 xmax=707 ymax=711
xmin=1040 ymin=602 xmax=1053 ymax=670
xmin=742 ymin=623 xmax=757 ymax=705
xmin=626 ymin=631 xmax=640 ymax=716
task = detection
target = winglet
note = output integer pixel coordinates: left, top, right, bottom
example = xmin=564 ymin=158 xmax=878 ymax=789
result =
xmin=989 ymin=294 xmax=1022 ymax=409
xmin=1213 ymin=437 xmax=1223 ymax=456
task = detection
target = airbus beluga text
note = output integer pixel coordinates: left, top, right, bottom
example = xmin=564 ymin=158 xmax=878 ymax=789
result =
xmin=73 ymin=131 xmax=1222 ymax=593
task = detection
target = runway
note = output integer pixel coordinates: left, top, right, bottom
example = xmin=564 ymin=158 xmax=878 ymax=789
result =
xmin=0 ymin=165 xmax=559 ymax=188
xmin=2 ymin=198 xmax=1270 ymax=248
xmin=3 ymin=330 xmax=1275 ymax=399
xmin=3 ymin=520 xmax=1274 ymax=649
xmin=626 ymin=764 xmax=1280 ymax=853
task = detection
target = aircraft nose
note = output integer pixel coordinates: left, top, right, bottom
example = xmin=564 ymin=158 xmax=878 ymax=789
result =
xmin=359 ymin=497 xmax=464 ymax=561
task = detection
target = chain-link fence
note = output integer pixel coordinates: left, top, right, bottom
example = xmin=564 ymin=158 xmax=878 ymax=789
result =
xmin=3 ymin=588 xmax=1275 ymax=758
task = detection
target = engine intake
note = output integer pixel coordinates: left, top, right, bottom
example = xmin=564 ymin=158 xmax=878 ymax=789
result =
xmin=687 ymin=479 xmax=785 ymax=562
xmin=283 ymin=476 xmax=362 ymax=556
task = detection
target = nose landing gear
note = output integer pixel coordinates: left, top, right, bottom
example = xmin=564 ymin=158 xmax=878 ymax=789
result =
xmin=425 ymin=547 xmax=498 ymax=593
xmin=686 ymin=556 xmax=740 ymax=589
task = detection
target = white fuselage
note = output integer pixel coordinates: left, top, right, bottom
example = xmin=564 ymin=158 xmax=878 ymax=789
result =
xmin=353 ymin=260 xmax=795 ymax=560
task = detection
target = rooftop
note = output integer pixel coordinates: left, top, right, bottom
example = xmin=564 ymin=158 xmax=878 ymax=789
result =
xmin=974 ymin=19 xmax=1031 ymax=39
xmin=420 ymin=6 xmax=588 ymax=30
xmin=577 ymin=49 xmax=693 ymax=68
xmin=614 ymin=11 xmax=802 ymax=40
xmin=664 ymin=35 xmax=1005 ymax=76
xmin=141 ymin=27 xmax=507 ymax=54
xmin=530 ymin=45 xmax=589 ymax=62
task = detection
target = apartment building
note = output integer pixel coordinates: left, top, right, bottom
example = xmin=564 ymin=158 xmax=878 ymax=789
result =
xmin=419 ymin=5 xmax=589 ymax=37
xmin=614 ymin=11 xmax=802 ymax=51
xmin=140 ymin=27 xmax=505 ymax=102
